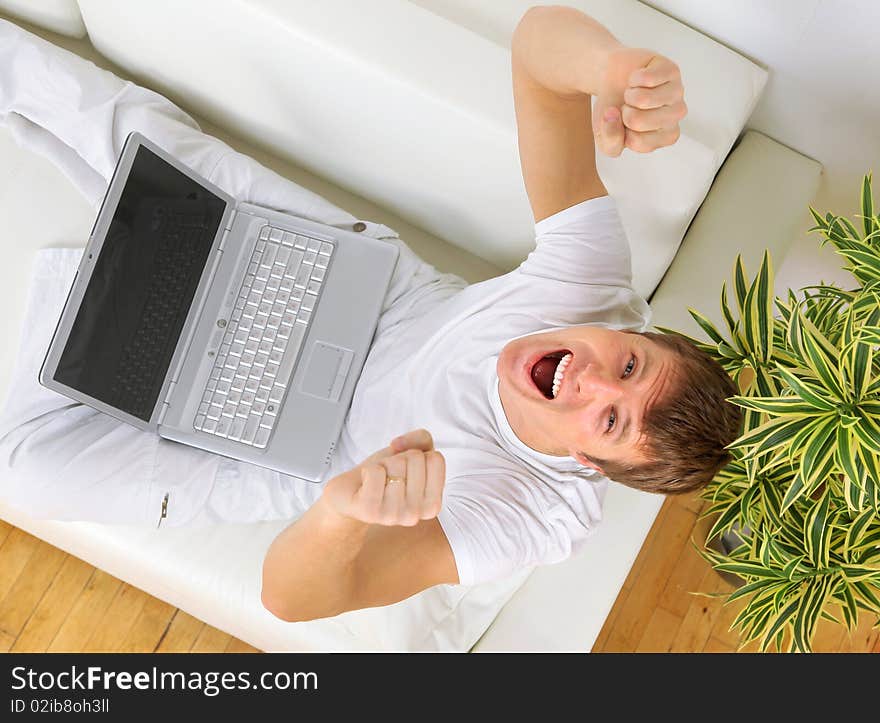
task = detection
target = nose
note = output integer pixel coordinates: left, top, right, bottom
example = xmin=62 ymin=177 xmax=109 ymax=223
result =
xmin=576 ymin=364 xmax=624 ymax=401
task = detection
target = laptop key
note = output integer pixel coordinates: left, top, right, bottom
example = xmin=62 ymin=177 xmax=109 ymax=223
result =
xmin=254 ymin=426 xmax=272 ymax=448
xmin=228 ymin=417 xmax=246 ymax=442
xmin=243 ymin=415 xmax=260 ymax=443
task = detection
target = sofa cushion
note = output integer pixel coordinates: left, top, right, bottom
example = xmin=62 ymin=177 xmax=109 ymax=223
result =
xmin=0 ymin=0 xmax=85 ymax=38
xmin=75 ymin=0 xmax=767 ymax=298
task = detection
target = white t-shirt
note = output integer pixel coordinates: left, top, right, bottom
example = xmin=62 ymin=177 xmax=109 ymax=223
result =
xmin=330 ymin=195 xmax=651 ymax=585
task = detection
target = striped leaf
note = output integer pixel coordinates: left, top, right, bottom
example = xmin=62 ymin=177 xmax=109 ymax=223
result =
xmin=792 ymin=577 xmax=834 ymax=652
xmin=725 ymin=577 xmax=784 ymax=604
xmin=863 ymin=172 xmax=874 ymax=238
xmin=734 ymin=255 xmax=748 ymax=314
xmin=796 ymin=312 xmax=847 ymax=401
xmin=781 ymin=473 xmax=808 ymax=513
xmin=804 ymin=488 xmax=833 ymax=568
xmin=720 ymin=282 xmax=742 ymax=351
xmin=707 ymin=499 xmax=746 ymax=543
xmin=712 ymin=560 xmax=784 ymax=580
xmin=853 ymin=527 xmax=880 ymax=555
xmin=839 ymin=564 xmax=880 ymax=582
xmin=853 ymin=413 xmax=880 ymax=456
xmin=781 ymin=554 xmax=806 ymax=581
xmin=731 ymin=395 xmax=826 ymax=417
xmin=760 ymin=595 xmax=802 ymax=652
xmin=755 ymin=251 xmax=774 ymax=361
xmin=853 ymin=581 xmax=880 ymax=614
xmin=687 ymin=308 xmax=726 ymax=346
xmin=728 ymin=413 xmax=807 ymax=454
xmin=808 ymin=205 xmax=827 ymax=235
xmin=799 ymin=418 xmax=838 ymax=492
xmin=774 ymin=365 xmax=836 ymax=411
xmin=844 ymin=506 xmax=876 ymax=558
xmin=838 ymin=248 xmax=880 ymax=281
xmin=837 ymin=427 xmax=867 ymax=511
xmin=841 ymin=584 xmax=859 ymax=631
xmin=857 ymin=443 xmax=880 ymax=487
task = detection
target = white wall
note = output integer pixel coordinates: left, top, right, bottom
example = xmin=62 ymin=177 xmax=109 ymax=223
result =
xmin=638 ymin=0 xmax=879 ymax=295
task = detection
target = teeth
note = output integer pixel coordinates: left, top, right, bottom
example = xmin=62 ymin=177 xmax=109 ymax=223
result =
xmin=551 ymin=353 xmax=572 ymax=399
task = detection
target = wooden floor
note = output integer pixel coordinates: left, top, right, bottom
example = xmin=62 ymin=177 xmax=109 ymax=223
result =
xmin=1 ymin=491 xmax=877 ymax=653
xmin=592 ymin=489 xmax=880 ymax=653
xmin=0 ymin=520 xmax=258 ymax=653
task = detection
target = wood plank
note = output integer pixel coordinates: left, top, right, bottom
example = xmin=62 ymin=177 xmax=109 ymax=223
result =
xmin=674 ymin=490 xmax=705 ymax=516
xmin=602 ymin=502 xmax=697 ymax=651
xmin=48 ymin=570 xmax=122 ymax=652
xmin=0 ymin=539 xmax=67 ymax=638
xmin=710 ymin=590 xmax=746 ymax=650
xmin=82 ymin=582 xmax=149 ymax=653
xmin=838 ymin=610 xmax=880 ymax=653
xmin=10 ymin=555 xmax=94 ymax=653
xmin=117 ymin=595 xmax=177 ymax=653
xmin=225 ymin=637 xmax=263 ymax=653
xmin=191 ymin=625 xmax=233 ymax=653
xmin=810 ymin=607 xmax=848 ymax=653
xmin=592 ymin=500 xmax=673 ymax=651
xmin=0 ymin=528 xmax=40 ymax=604
xmin=657 ymin=525 xmax=712 ymax=618
xmin=155 ymin=610 xmax=205 ymax=653
xmin=702 ymin=636 xmax=736 ymax=653
xmin=0 ymin=520 xmax=13 ymax=547
xmin=669 ymin=564 xmax=730 ymax=652
xmin=0 ymin=630 xmax=14 ymax=653
xmin=634 ymin=607 xmax=683 ymax=652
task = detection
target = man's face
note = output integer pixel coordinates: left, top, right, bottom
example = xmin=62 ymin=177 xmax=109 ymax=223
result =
xmin=496 ymin=325 xmax=677 ymax=472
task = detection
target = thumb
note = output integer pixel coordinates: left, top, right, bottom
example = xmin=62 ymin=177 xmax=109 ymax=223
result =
xmin=389 ymin=428 xmax=434 ymax=454
xmin=360 ymin=429 xmax=435 ymax=465
xmin=596 ymin=105 xmax=624 ymax=158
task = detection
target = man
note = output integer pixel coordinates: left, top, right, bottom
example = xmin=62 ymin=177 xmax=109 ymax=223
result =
xmin=0 ymin=6 xmax=740 ymax=623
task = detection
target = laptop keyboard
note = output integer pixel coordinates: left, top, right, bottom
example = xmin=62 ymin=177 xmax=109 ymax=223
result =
xmin=193 ymin=225 xmax=334 ymax=447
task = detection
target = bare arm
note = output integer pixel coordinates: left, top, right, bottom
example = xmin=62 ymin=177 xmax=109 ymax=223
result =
xmin=511 ymin=5 xmax=687 ymax=221
xmin=261 ymin=430 xmax=458 ymax=622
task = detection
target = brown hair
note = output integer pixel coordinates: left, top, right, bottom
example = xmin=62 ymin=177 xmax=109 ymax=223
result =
xmin=582 ymin=331 xmax=742 ymax=495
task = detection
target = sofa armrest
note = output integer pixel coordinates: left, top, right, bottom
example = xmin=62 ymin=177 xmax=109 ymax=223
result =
xmin=648 ymin=130 xmax=822 ymax=334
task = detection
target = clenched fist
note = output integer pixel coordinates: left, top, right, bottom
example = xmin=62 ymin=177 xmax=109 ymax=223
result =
xmin=593 ymin=47 xmax=687 ymax=157
xmin=321 ymin=429 xmax=446 ymax=527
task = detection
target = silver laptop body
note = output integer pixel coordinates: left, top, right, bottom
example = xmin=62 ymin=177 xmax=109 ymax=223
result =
xmin=39 ymin=132 xmax=399 ymax=482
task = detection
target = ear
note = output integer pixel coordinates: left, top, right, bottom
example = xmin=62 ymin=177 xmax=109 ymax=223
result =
xmin=574 ymin=451 xmax=605 ymax=476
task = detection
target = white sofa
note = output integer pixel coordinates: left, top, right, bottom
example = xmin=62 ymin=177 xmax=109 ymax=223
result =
xmin=0 ymin=0 xmax=822 ymax=651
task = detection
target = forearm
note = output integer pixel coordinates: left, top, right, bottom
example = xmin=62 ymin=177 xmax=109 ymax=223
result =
xmin=261 ymin=494 xmax=369 ymax=622
xmin=511 ymin=5 xmax=622 ymax=97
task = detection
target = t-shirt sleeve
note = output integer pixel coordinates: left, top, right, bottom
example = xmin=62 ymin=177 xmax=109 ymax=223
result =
xmin=518 ymin=194 xmax=634 ymax=289
xmin=437 ymin=473 xmax=599 ymax=587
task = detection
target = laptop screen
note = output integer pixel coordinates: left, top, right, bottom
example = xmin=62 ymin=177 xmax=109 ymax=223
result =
xmin=54 ymin=145 xmax=227 ymax=422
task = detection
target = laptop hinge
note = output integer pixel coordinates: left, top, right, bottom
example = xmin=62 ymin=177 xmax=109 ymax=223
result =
xmin=222 ymin=208 xmax=237 ymax=237
xmin=156 ymin=380 xmax=177 ymax=426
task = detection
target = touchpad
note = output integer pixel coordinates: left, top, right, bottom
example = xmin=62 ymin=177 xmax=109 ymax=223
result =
xmin=299 ymin=341 xmax=355 ymax=402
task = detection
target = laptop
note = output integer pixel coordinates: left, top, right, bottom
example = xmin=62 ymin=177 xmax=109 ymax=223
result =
xmin=39 ymin=131 xmax=399 ymax=482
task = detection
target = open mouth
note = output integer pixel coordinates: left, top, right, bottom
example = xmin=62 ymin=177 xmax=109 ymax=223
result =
xmin=531 ymin=350 xmax=573 ymax=400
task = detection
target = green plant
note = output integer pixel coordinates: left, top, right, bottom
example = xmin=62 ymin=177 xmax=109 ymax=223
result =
xmin=658 ymin=172 xmax=880 ymax=652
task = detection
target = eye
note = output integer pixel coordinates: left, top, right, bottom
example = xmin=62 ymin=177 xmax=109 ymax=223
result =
xmin=623 ymin=355 xmax=636 ymax=378
xmin=606 ymin=407 xmax=616 ymax=433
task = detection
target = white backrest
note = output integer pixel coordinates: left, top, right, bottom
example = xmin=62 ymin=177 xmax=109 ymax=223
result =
xmin=75 ymin=0 xmax=766 ymax=298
